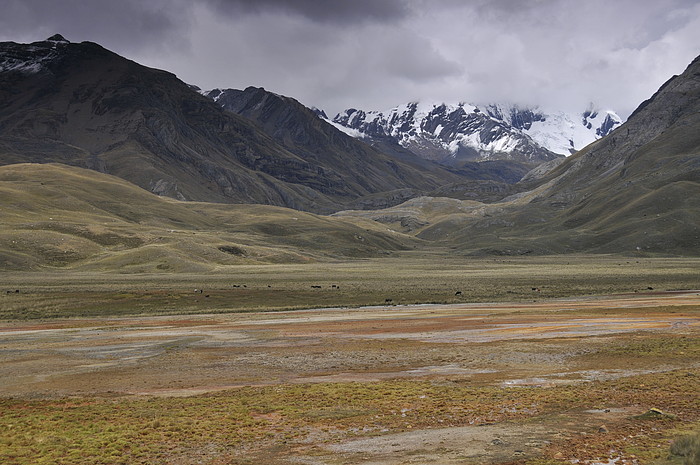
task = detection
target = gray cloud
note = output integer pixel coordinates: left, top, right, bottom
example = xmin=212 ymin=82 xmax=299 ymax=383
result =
xmin=202 ymin=0 xmax=410 ymax=25
xmin=0 ymin=0 xmax=192 ymax=55
xmin=1 ymin=0 xmax=698 ymax=119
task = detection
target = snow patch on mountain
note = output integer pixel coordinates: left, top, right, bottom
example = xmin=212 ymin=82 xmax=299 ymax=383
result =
xmin=524 ymin=106 xmax=623 ymax=154
xmin=327 ymin=119 xmax=367 ymax=138
xmin=310 ymin=108 xmax=366 ymax=138
xmin=332 ymin=101 xmax=622 ymax=163
xmin=0 ymin=35 xmax=70 ymax=74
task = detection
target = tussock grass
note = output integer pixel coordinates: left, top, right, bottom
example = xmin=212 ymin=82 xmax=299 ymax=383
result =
xmin=670 ymin=431 xmax=700 ymax=465
xmin=1 ymin=369 xmax=697 ymax=464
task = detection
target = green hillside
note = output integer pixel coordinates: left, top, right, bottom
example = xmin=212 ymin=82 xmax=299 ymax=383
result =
xmin=0 ymin=163 xmax=417 ymax=271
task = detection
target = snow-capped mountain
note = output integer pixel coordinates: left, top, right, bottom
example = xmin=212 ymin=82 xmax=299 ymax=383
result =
xmin=332 ymin=102 xmax=622 ymax=165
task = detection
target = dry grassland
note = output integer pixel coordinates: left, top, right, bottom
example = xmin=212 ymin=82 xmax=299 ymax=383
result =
xmin=0 ymin=256 xmax=699 ymax=465
xmin=1 ymin=254 xmax=698 ymax=320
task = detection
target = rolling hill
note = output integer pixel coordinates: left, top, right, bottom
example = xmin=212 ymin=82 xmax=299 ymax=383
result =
xmin=0 ymin=163 xmax=418 ymax=271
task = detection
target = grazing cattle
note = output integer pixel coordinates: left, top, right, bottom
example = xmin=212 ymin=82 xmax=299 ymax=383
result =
xmin=532 ymin=287 xmax=540 ymax=292
xmin=311 ymin=285 xmax=322 ymax=289
xmin=455 ymin=291 xmax=462 ymax=296
xmin=385 ymin=298 xmax=393 ymax=304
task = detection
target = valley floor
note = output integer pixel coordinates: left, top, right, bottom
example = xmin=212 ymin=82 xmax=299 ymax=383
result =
xmin=0 ymin=255 xmax=699 ymax=464
xmin=1 ymin=254 xmax=699 ymax=320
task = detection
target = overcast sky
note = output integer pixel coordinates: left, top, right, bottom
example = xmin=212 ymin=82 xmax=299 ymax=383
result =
xmin=2 ymin=0 xmax=699 ymax=118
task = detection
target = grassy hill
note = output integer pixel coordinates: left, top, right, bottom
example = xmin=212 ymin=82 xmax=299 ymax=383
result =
xmin=0 ymin=163 xmax=418 ymax=271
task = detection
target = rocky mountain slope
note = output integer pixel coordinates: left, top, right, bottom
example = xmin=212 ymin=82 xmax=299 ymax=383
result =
xmin=0 ymin=35 xmax=475 ymax=213
xmin=333 ymin=101 xmax=621 ymax=165
xmin=205 ymin=86 xmax=541 ymax=205
xmin=200 ymin=86 xmax=472 ymax=208
xmin=337 ymin=54 xmax=700 ymax=255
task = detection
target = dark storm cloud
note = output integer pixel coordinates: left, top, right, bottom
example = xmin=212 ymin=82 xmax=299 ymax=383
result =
xmin=201 ymin=0 xmax=410 ymax=25
xmin=0 ymin=0 xmax=192 ymax=54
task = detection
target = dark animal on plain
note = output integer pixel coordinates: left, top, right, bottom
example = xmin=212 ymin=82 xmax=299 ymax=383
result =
xmin=455 ymin=291 xmax=462 ymax=296
xmin=385 ymin=298 xmax=393 ymax=304
xmin=311 ymin=285 xmax=322 ymax=289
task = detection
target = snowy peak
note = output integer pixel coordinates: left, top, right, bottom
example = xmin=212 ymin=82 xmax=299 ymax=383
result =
xmin=46 ymin=34 xmax=70 ymax=44
xmin=0 ymin=35 xmax=71 ymax=74
xmin=582 ymin=106 xmax=622 ymax=137
xmin=520 ymin=105 xmax=622 ymax=155
xmin=309 ymin=107 xmax=328 ymax=119
xmin=482 ymin=104 xmax=545 ymax=130
xmin=333 ymin=101 xmax=623 ymax=165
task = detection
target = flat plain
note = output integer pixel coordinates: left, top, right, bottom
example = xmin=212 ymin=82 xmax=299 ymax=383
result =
xmin=1 ymin=255 xmax=699 ymax=464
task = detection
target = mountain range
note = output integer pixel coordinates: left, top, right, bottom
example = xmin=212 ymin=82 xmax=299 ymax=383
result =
xmin=0 ymin=35 xmax=477 ymax=213
xmin=332 ymin=102 xmax=622 ymax=166
xmin=0 ymin=34 xmax=698 ymax=264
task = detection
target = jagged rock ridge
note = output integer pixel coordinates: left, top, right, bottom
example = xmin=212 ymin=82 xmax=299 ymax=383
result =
xmin=333 ymin=101 xmax=621 ymax=165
